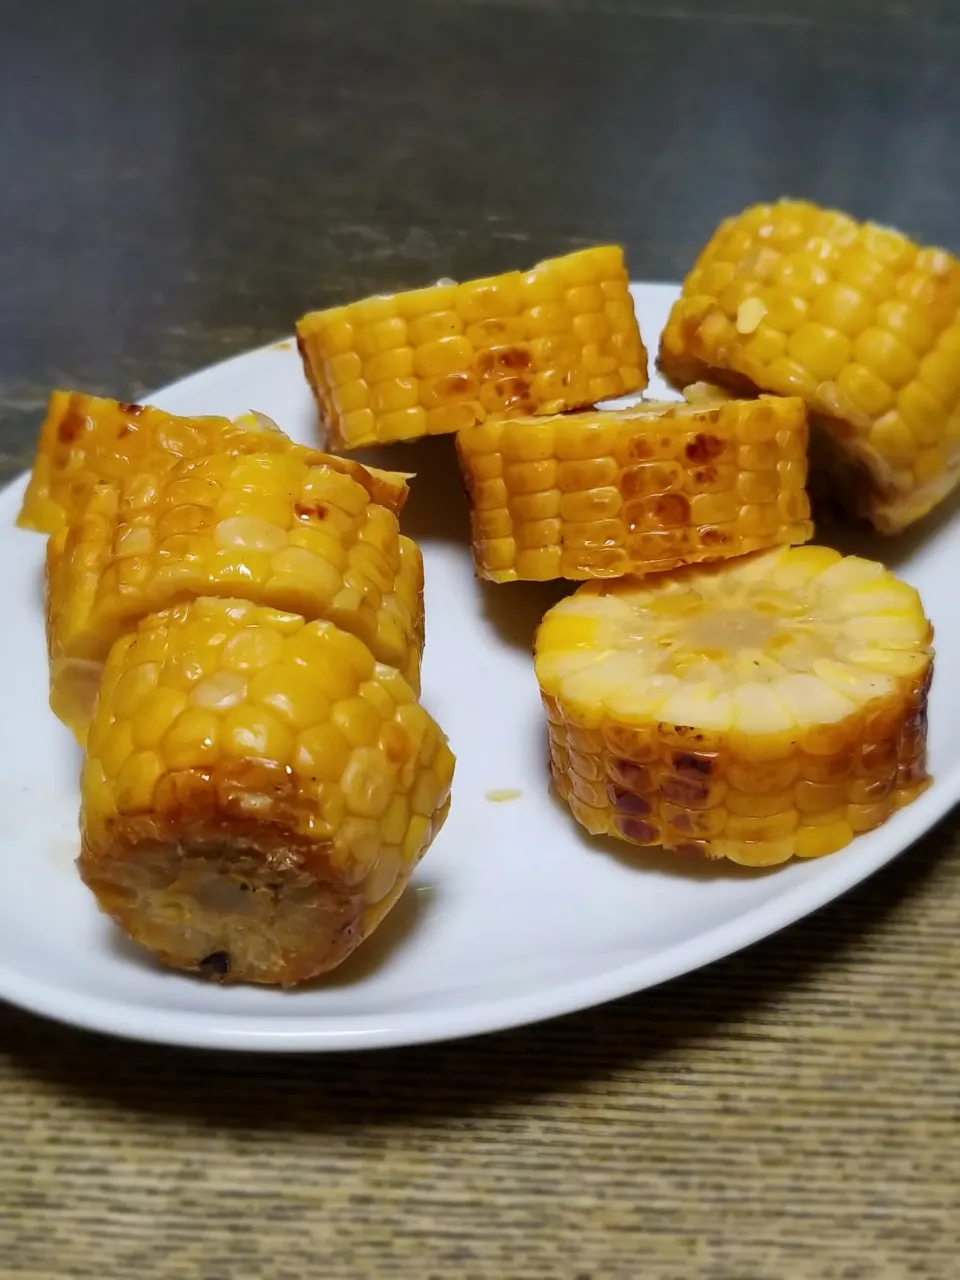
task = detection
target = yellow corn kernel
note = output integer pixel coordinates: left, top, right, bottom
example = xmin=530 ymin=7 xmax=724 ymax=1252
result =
xmin=79 ymin=599 xmax=454 ymax=987
xmin=47 ymin=445 xmax=424 ymax=743
xmin=535 ymin=545 xmax=932 ymax=866
xmin=456 ymin=397 xmax=812 ymax=582
xmin=659 ymin=199 xmax=960 ymax=532
xmin=296 ymin=247 xmax=648 ymax=449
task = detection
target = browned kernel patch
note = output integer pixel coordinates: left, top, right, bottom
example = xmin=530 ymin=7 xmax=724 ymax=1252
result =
xmin=476 ymin=346 xmax=532 ymax=376
xmin=495 ymin=346 xmax=532 ymax=372
xmin=294 ymin=502 xmax=326 ymax=520
xmin=57 ymin=411 xmax=85 ymax=444
xmin=608 ymin=785 xmax=651 ymax=816
xmin=686 ymin=433 xmax=726 ymax=463
xmin=650 ymin=493 xmax=691 ymax=527
xmin=614 ymin=816 xmax=659 ymax=844
xmin=672 ymin=751 xmax=716 ymax=777
xmin=660 ymin=776 xmax=713 ymax=808
xmin=496 ymin=378 xmax=532 ymax=410
xmin=625 ymin=437 xmax=654 ymax=461
xmin=438 ymin=371 xmax=477 ymax=399
xmin=608 ymin=759 xmax=650 ymax=790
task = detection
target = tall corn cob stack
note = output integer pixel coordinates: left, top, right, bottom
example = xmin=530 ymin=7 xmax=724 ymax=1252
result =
xmin=46 ymin=443 xmax=424 ymax=742
xmin=297 ymin=247 xmax=648 ymax=450
xmin=80 ymin=599 xmax=454 ymax=985
xmin=17 ymin=393 xmax=452 ymax=983
xmin=659 ymin=200 xmax=960 ymax=532
xmin=535 ymin=545 xmax=932 ymax=866
xmin=456 ymin=395 xmax=812 ymax=582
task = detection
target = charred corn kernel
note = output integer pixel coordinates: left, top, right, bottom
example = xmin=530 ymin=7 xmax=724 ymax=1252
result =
xmin=17 ymin=392 xmax=410 ymax=536
xmin=297 ymin=247 xmax=648 ymax=450
xmin=456 ymin=396 xmax=812 ymax=582
xmin=47 ymin=448 xmax=424 ymax=742
xmin=80 ymin=598 xmax=454 ymax=986
xmin=659 ymin=200 xmax=960 ymax=532
xmin=535 ymin=545 xmax=932 ymax=867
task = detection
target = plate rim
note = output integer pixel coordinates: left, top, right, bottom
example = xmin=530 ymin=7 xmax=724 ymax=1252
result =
xmin=1 ymin=282 xmax=953 ymax=1052
xmin=0 ymin=778 xmax=952 ymax=1052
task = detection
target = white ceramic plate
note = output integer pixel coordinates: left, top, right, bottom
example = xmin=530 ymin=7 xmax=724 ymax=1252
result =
xmin=1 ymin=282 xmax=957 ymax=1052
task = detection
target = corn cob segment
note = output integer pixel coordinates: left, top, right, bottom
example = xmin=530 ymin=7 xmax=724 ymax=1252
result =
xmin=79 ymin=599 xmax=455 ymax=985
xmin=456 ymin=396 xmax=813 ymax=582
xmin=535 ymin=546 xmax=932 ymax=866
xmin=18 ymin=392 xmax=410 ymax=537
xmin=659 ymin=200 xmax=960 ymax=532
xmin=18 ymin=393 xmax=283 ymax=536
xmin=297 ymin=246 xmax=648 ymax=450
xmin=47 ymin=448 xmax=424 ymax=742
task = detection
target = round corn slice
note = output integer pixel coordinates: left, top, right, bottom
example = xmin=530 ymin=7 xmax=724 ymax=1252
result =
xmin=456 ymin=396 xmax=812 ymax=582
xmin=296 ymin=246 xmax=648 ymax=450
xmin=47 ymin=447 xmax=424 ymax=743
xmin=79 ymin=598 xmax=455 ymax=986
xmin=658 ymin=199 xmax=960 ymax=532
xmin=535 ymin=545 xmax=932 ymax=867
xmin=18 ymin=392 xmax=410 ymax=537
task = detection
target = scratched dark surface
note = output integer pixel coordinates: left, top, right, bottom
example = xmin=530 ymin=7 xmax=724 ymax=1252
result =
xmin=1 ymin=1 xmax=959 ymax=1277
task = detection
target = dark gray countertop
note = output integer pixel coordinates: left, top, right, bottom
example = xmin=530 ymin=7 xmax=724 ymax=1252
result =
xmin=1 ymin=3 xmax=958 ymax=1277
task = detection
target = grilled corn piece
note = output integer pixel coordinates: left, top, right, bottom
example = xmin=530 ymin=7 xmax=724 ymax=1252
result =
xmin=297 ymin=246 xmax=648 ymax=450
xmin=535 ymin=545 xmax=932 ymax=866
xmin=47 ymin=447 xmax=424 ymax=742
xmin=18 ymin=392 xmax=410 ymax=536
xmin=659 ymin=200 xmax=960 ymax=532
xmin=79 ymin=598 xmax=455 ymax=985
xmin=456 ymin=396 xmax=812 ymax=582
xmin=19 ymin=393 xmax=282 ymax=536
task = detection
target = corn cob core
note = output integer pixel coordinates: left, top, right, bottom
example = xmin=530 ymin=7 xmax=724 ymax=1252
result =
xmin=456 ymin=396 xmax=812 ymax=582
xmin=535 ymin=545 xmax=932 ymax=866
xmin=47 ymin=448 xmax=424 ymax=742
xmin=79 ymin=598 xmax=455 ymax=985
xmin=297 ymin=247 xmax=648 ymax=450
xmin=18 ymin=392 xmax=411 ymax=538
xmin=658 ymin=200 xmax=960 ymax=532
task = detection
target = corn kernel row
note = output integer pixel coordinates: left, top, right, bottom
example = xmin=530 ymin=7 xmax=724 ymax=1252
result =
xmin=297 ymin=247 xmax=648 ymax=449
xmin=457 ymin=396 xmax=812 ymax=582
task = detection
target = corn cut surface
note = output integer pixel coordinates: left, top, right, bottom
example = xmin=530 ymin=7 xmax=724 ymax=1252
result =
xmin=536 ymin=545 xmax=932 ymax=866
xmin=659 ymin=200 xmax=960 ymax=532
xmin=79 ymin=599 xmax=455 ymax=985
xmin=297 ymin=247 xmax=648 ymax=450
xmin=457 ymin=396 xmax=812 ymax=582
xmin=47 ymin=447 xmax=424 ymax=741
